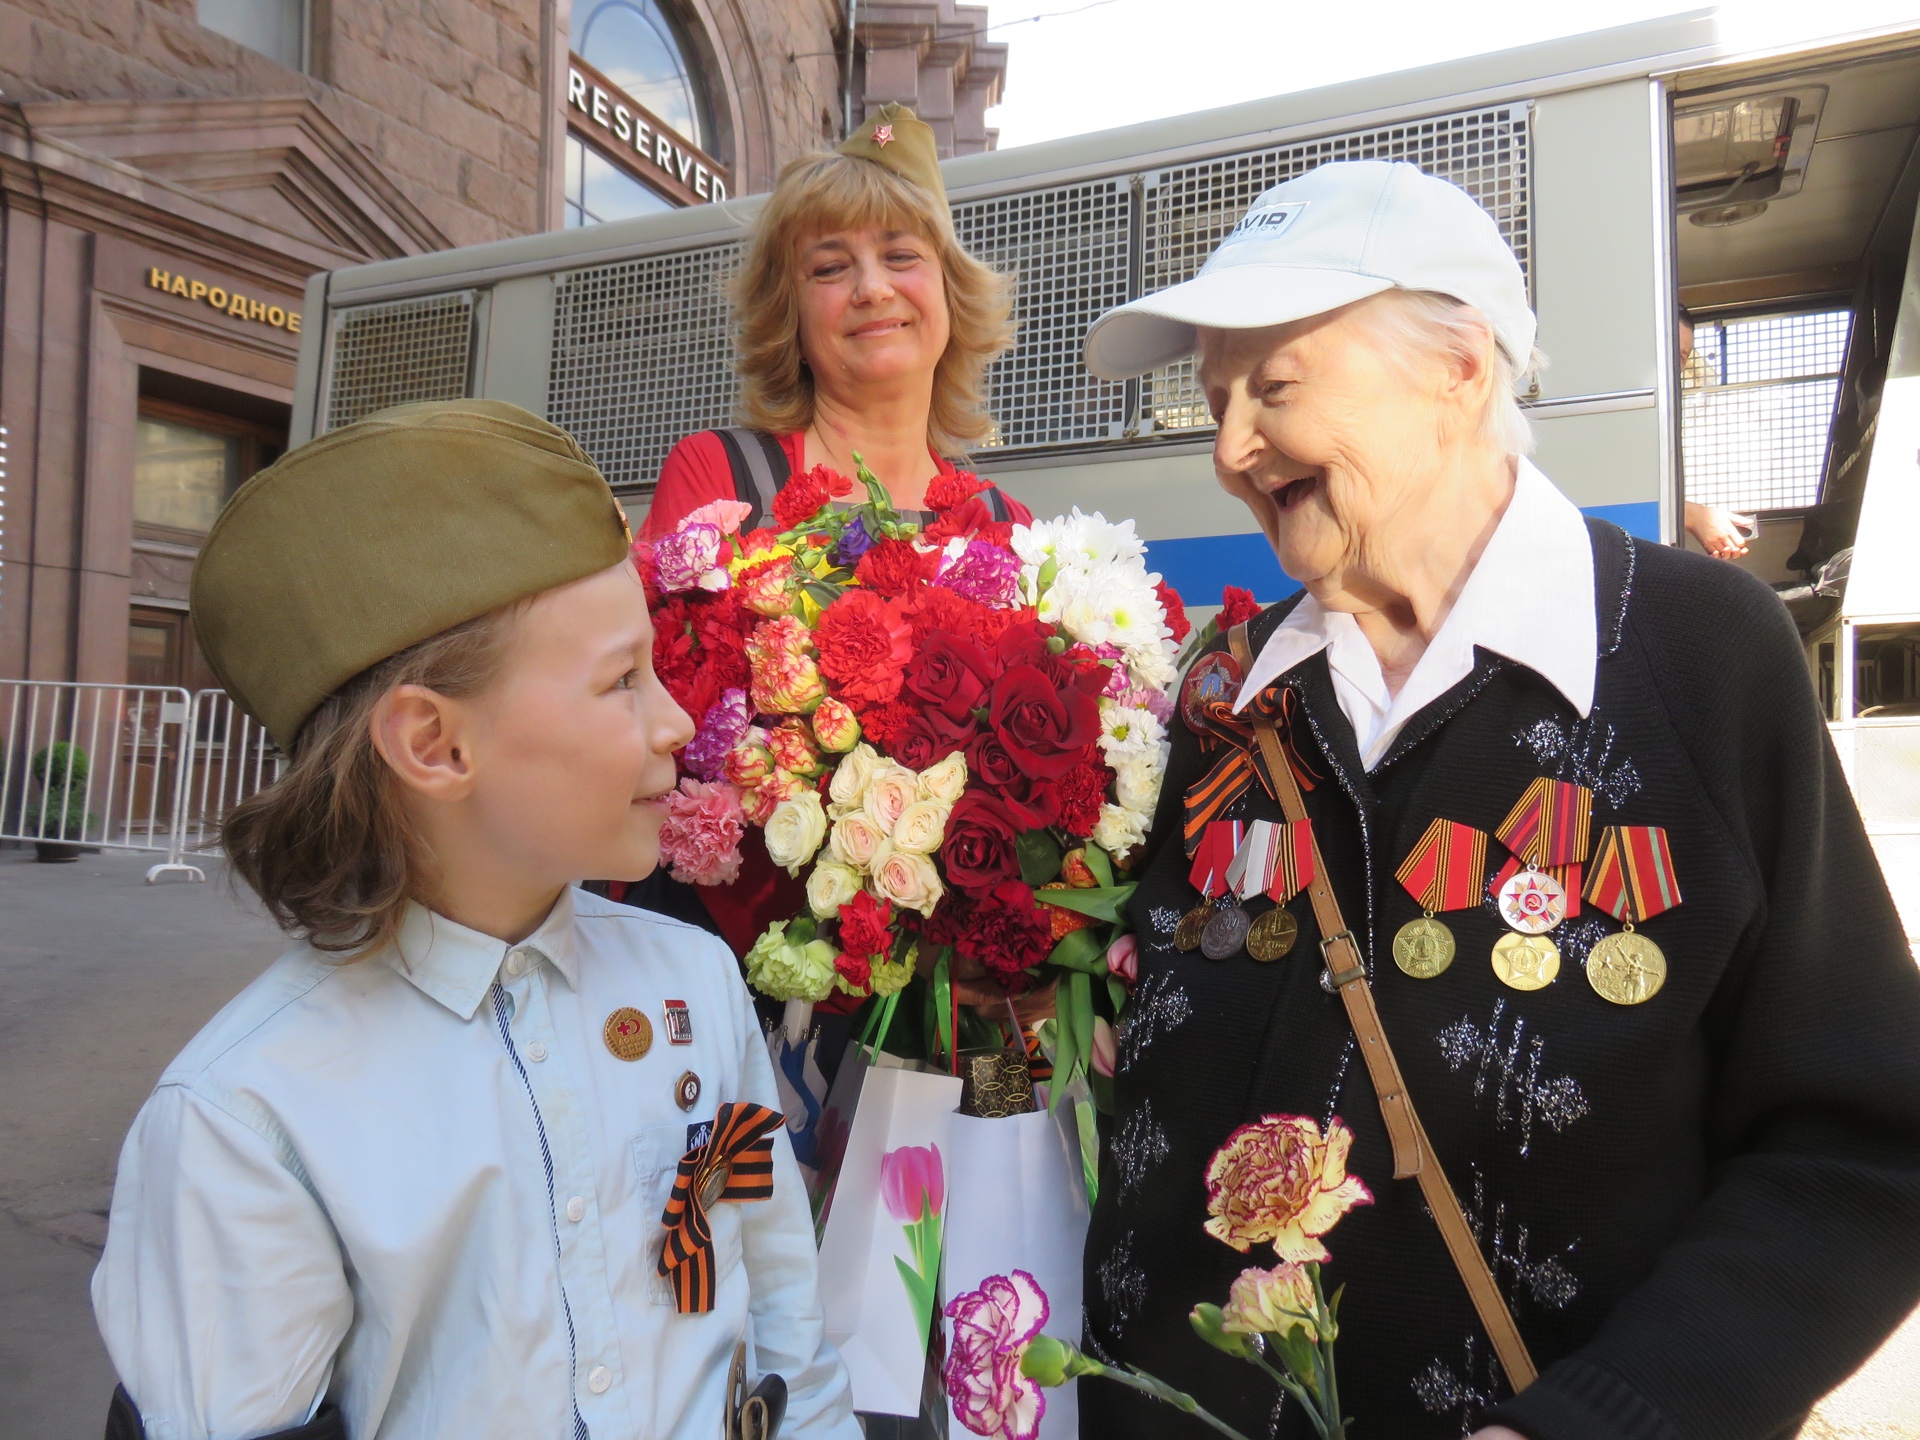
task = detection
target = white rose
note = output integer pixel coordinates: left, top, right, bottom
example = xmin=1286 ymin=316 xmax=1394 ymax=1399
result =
xmin=1092 ymin=802 xmax=1147 ymax=858
xmin=764 ymin=791 xmax=828 ymax=874
xmin=828 ymin=742 xmax=882 ymax=808
xmin=892 ymin=799 xmax=950 ymax=856
xmin=863 ymin=764 xmax=920 ymax=835
xmin=829 ymin=811 xmax=885 ymax=870
xmin=869 ymin=840 xmax=944 ymax=916
xmin=917 ymin=750 xmax=969 ymax=806
xmin=806 ymin=861 xmax=864 ymax=919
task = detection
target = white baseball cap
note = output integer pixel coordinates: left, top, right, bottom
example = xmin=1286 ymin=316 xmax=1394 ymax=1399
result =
xmin=1083 ymin=160 xmax=1536 ymax=382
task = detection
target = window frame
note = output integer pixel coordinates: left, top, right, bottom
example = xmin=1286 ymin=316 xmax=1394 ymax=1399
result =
xmin=133 ymin=397 xmax=285 ymax=547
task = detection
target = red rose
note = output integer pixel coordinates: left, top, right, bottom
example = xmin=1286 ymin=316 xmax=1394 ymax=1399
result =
xmin=1155 ymin=579 xmax=1191 ymax=643
xmin=999 ymin=775 xmax=1061 ymax=832
xmin=837 ymin=890 xmax=894 ymax=961
xmin=994 ymin=620 xmax=1057 ymax=670
xmin=957 ymin=881 xmax=1055 ymax=977
xmin=905 ymin=631 xmax=1002 ymax=721
xmin=923 ymin=470 xmax=990 ymax=512
xmin=895 ymin=710 xmax=978 ymax=771
xmin=1220 ymin=585 xmax=1261 ymax=629
xmin=989 ymin=664 xmax=1101 ymax=780
xmin=835 ymin=951 xmax=873 ymax=990
xmin=941 ymin=792 xmax=1024 ymax=893
xmin=854 ymin=537 xmax=937 ymax=597
xmin=815 ymin=590 xmax=912 ymax=707
xmin=964 ymin=729 xmax=1022 ymax=791
xmin=1056 ymin=756 xmax=1113 ymax=838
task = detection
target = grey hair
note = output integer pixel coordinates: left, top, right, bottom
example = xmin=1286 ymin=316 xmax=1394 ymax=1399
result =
xmin=1350 ymin=289 xmax=1546 ymax=456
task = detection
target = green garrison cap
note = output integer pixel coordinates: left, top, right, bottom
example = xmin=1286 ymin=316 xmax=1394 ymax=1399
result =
xmin=837 ymin=102 xmax=946 ymax=207
xmin=191 ymin=399 xmax=631 ymax=750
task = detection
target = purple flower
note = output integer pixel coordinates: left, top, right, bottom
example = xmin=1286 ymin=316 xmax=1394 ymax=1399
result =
xmin=655 ymin=521 xmax=729 ymax=593
xmin=937 ymin=540 xmax=1021 ymax=608
xmin=835 ymin=514 xmax=877 ymax=567
xmin=881 ymin=1143 xmax=945 ymax=1224
xmin=682 ymin=689 xmax=752 ymax=781
xmin=944 ymin=1271 xmax=1050 ymax=1440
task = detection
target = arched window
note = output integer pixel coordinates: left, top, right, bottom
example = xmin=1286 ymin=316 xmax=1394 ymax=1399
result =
xmin=570 ymin=0 xmax=712 ymax=152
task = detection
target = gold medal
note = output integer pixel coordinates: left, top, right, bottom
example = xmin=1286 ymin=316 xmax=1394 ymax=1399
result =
xmin=698 ymin=1162 xmax=732 ymax=1208
xmin=1246 ymin=906 xmax=1299 ymax=962
xmin=1497 ymin=866 xmax=1567 ymax=935
xmin=1491 ymin=932 xmax=1560 ymax=990
xmin=1392 ymin=912 xmax=1455 ymax=979
xmin=1173 ymin=903 xmax=1213 ymax=952
xmin=1586 ymin=927 xmax=1667 ymax=1005
xmin=604 ymin=1006 xmax=654 ymax=1061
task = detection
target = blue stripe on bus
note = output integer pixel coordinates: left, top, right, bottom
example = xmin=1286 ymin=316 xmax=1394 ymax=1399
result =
xmin=1145 ymin=501 xmax=1663 ymax=604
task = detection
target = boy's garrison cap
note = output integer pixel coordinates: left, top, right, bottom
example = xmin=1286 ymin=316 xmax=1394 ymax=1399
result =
xmin=191 ymin=399 xmax=631 ymax=750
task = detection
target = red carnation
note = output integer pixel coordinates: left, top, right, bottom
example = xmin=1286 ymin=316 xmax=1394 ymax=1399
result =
xmin=738 ymin=527 xmax=780 ymax=556
xmin=815 ymin=590 xmax=912 ymax=707
xmin=838 ymin=891 xmax=894 ymax=961
xmin=922 ymin=497 xmax=1012 ymax=548
xmin=853 ymin=698 xmax=916 ymax=749
xmin=835 ymin=951 xmax=873 ymax=990
xmin=923 ymin=470 xmax=990 ymax=512
xmin=1156 ymin=579 xmax=1191 ymax=643
xmin=855 ymin=537 xmax=938 ymax=597
xmin=957 ymin=881 xmax=1055 ymax=977
xmin=1220 ymin=585 xmax=1261 ymax=629
xmin=772 ymin=464 xmax=854 ymax=531
xmin=1057 ymin=756 xmax=1113 ymax=838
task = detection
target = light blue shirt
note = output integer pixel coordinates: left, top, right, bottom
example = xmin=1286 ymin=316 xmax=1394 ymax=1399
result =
xmin=93 ymin=888 xmax=860 ymax=1440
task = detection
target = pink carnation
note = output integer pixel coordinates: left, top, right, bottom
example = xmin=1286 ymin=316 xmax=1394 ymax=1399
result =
xmin=655 ymin=521 xmax=730 ymax=593
xmin=936 ymin=540 xmax=1022 ymax=608
xmin=657 ymin=778 xmax=745 ymax=887
xmin=682 ymin=498 xmax=754 ymax=535
xmin=943 ymin=1271 xmax=1050 ymax=1440
xmin=682 ymin=688 xmax=752 ymax=782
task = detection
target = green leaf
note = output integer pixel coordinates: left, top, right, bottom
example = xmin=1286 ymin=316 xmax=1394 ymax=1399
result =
xmin=1083 ymin=843 xmax=1116 ymax=889
xmin=1034 ymin=884 xmax=1135 ymax=923
xmin=801 ymin=580 xmax=845 ymax=608
xmin=1044 ymin=927 xmax=1107 ymax=974
xmin=1016 ymin=830 xmax=1064 ymax=887
xmin=1107 ymin=974 xmax=1128 ymax=1015
xmin=1275 ymin=1328 xmax=1319 ymax=1391
xmin=932 ymin=948 xmax=954 ymax=1065
xmin=1075 ymin=1093 xmax=1101 ymax=1205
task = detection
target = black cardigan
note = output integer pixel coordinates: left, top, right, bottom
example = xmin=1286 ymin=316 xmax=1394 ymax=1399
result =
xmin=1082 ymin=520 xmax=1920 ymax=1440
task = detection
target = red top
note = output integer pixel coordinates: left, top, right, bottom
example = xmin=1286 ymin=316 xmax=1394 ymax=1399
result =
xmin=643 ymin=429 xmax=1033 ymax=539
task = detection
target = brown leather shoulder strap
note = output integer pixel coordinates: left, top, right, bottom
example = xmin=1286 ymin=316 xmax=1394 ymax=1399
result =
xmin=1226 ymin=623 xmax=1536 ymax=1391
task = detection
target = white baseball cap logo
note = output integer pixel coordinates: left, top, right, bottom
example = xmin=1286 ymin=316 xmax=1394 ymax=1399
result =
xmin=1226 ymin=201 xmax=1309 ymax=243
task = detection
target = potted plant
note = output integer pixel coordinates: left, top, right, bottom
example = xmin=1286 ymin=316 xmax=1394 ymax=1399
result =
xmin=25 ymin=742 xmax=96 ymax=862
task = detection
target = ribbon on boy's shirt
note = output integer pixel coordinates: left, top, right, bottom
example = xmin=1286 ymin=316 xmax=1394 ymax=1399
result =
xmin=1182 ymin=678 xmax=1321 ymax=857
xmin=659 ymin=1101 xmax=783 ymax=1314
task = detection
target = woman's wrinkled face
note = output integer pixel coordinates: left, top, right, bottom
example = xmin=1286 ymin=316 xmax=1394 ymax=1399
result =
xmin=795 ymin=224 xmax=950 ymax=393
xmin=1199 ymin=301 xmax=1458 ymax=599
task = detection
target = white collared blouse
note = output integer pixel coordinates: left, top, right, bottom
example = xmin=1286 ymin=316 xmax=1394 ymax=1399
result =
xmin=93 ymin=888 xmax=860 ymax=1440
xmin=1234 ymin=459 xmax=1598 ymax=768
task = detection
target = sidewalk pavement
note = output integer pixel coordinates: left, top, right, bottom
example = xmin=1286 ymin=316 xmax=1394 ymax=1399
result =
xmin=0 ymin=845 xmax=1914 ymax=1439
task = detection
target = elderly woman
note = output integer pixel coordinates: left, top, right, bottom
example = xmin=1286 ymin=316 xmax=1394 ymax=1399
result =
xmin=1077 ymin=160 xmax=1920 ymax=1440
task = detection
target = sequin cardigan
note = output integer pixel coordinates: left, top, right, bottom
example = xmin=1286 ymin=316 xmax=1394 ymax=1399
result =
xmin=1084 ymin=519 xmax=1920 ymax=1440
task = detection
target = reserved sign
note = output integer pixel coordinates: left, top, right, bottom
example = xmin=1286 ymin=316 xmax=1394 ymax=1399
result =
xmin=566 ymin=55 xmax=729 ymax=207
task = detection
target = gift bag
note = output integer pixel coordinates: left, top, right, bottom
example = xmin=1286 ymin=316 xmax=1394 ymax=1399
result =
xmin=816 ymin=1058 xmax=964 ymax=1417
xmin=944 ymin=1100 xmax=1090 ymax=1439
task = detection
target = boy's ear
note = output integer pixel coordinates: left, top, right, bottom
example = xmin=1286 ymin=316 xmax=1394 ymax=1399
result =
xmin=369 ymin=685 xmax=476 ymax=801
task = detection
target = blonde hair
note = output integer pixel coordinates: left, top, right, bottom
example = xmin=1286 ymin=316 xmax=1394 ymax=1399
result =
xmin=222 ymin=606 xmax=523 ymax=959
xmin=1351 ymin=289 xmax=1546 ymax=456
xmin=731 ymin=152 xmax=1014 ymax=454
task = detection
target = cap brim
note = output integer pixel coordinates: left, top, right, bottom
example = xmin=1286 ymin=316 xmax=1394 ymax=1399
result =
xmin=1083 ymin=268 xmax=1396 ymax=380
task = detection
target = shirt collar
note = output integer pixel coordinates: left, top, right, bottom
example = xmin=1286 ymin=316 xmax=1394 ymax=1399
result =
xmin=386 ymin=888 xmax=581 ymax=1020
xmin=1234 ymin=459 xmax=1597 ymax=718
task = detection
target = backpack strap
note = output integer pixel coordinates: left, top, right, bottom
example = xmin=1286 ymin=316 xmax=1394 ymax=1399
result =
xmin=714 ymin=428 xmax=792 ymax=533
xmin=983 ymin=483 xmax=1011 ymax=523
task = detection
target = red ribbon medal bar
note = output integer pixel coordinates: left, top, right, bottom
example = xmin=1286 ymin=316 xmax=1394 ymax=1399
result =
xmin=1176 ymin=819 xmax=1240 ymax=952
xmin=658 ymin=1101 xmax=783 ymax=1314
xmin=1581 ymin=826 xmax=1681 ymax=1005
xmin=1224 ymin=818 xmax=1314 ymax=961
xmin=1489 ymin=778 xmax=1594 ymax=991
xmin=1390 ymin=818 xmax=1489 ymax=979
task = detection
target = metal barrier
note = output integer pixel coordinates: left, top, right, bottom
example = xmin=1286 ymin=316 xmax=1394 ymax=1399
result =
xmin=1830 ymin=717 xmax=1920 ymax=941
xmin=0 ymin=681 xmax=283 ymax=884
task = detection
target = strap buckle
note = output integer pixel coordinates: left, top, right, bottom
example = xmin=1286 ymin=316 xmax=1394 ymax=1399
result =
xmin=1319 ymin=930 xmax=1364 ymax=987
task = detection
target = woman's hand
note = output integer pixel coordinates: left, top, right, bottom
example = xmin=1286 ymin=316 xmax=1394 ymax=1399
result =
xmin=1684 ymin=500 xmax=1757 ymax=558
xmin=1469 ymin=1426 xmax=1529 ymax=1440
xmin=922 ymin=946 xmax=1060 ymax=1026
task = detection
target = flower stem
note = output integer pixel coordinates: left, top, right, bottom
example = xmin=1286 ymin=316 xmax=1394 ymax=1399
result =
xmin=1078 ymin=1359 xmax=1259 ymax=1440
xmin=1251 ymin=1355 xmax=1328 ymax=1440
xmin=1310 ymin=1266 xmax=1346 ymax=1440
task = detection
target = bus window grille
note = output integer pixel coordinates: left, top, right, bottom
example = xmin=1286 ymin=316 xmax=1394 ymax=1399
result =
xmin=323 ymin=293 xmax=476 ymax=433
xmin=953 ymin=178 xmax=1135 ymax=450
xmin=1139 ymin=104 xmax=1533 ymax=436
xmin=547 ymin=242 xmax=744 ymax=496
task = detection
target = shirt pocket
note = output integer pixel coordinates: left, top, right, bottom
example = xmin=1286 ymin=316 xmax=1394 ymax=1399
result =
xmin=633 ymin=1122 xmax=744 ymax=1307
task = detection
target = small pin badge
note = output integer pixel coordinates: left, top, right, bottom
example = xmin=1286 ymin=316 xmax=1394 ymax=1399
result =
xmin=675 ymin=1070 xmax=702 ymax=1112
xmin=663 ymin=1000 xmax=693 ymax=1045
xmin=603 ymin=1007 xmax=653 ymax=1061
xmin=873 ymin=123 xmax=894 ymax=147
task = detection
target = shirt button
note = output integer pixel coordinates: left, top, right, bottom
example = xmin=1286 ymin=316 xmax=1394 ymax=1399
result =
xmin=503 ymin=950 xmax=528 ymax=979
xmin=566 ymin=1196 xmax=586 ymax=1223
xmin=525 ymin=1041 xmax=549 ymax=1063
xmin=587 ymin=1366 xmax=612 ymax=1394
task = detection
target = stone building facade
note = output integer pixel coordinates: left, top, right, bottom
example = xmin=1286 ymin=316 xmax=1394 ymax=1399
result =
xmin=0 ymin=0 xmax=1005 ymax=688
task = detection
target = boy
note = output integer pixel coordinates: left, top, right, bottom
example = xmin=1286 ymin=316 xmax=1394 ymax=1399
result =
xmin=92 ymin=400 xmax=859 ymax=1440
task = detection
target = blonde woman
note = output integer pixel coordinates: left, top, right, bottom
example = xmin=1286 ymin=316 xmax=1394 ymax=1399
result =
xmin=644 ymin=103 xmax=1029 ymax=540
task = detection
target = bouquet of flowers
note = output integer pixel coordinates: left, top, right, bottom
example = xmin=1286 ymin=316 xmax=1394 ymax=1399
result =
xmin=639 ymin=456 xmax=1187 ymax=1088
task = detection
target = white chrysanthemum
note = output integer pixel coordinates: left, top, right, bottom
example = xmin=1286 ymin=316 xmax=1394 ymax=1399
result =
xmin=1123 ymin=644 xmax=1179 ymax=693
xmin=1112 ymin=752 xmax=1164 ymax=816
xmin=1092 ymin=802 xmax=1148 ymax=856
xmin=1054 ymin=509 xmax=1149 ymax=573
xmin=1100 ymin=703 xmax=1167 ymax=758
xmin=1057 ymin=570 xmax=1170 ymax=651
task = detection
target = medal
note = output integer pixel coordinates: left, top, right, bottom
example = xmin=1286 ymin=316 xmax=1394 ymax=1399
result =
xmin=1180 ymin=820 xmax=1240 ymax=954
xmin=604 ymin=1007 xmax=654 ymax=1061
xmin=1247 ymin=906 xmax=1299 ymax=962
xmin=1491 ymin=932 xmax=1560 ymax=990
xmin=1173 ymin=904 xmax=1213 ymax=952
xmin=1201 ymin=904 xmax=1251 ymax=960
xmin=663 ymin=999 xmax=694 ymax=1045
xmin=1495 ymin=778 xmax=1593 ymax=872
xmin=1582 ymin=825 xmax=1682 ymax=1005
xmin=1496 ymin=866 xmax=1568 ymax=934
xmin=675 ymin=1070 xmax=703 ymax=1111
xmin=1391 ymin=817 xmax=1488 ymax=980
xmin=1180 ymin=651 xmax=1245 ymax=735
